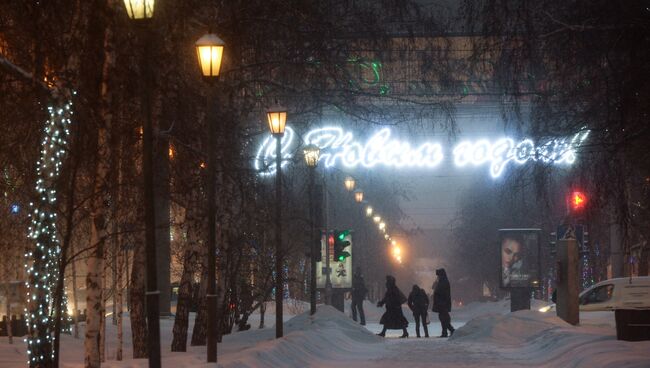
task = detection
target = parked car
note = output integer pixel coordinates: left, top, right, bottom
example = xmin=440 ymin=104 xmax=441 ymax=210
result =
xmin=539 ymin=276 xmax=650 ymax=313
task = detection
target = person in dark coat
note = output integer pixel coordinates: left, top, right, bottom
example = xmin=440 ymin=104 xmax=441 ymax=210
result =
xmin=377 ymin=275 xmax=409 ymax=338
xmin=432 ymin=268 xmax=455 ymax=337
xmin=408 ymin=285 xmax=430 ymax=338
xmin=351 ymin=267 xmax=367 ymax=325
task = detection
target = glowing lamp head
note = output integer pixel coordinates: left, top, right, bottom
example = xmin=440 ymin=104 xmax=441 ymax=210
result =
xmin=373 ymin=215 xmax=381 ymax=224
xmin=303 ymin=143 xmax=320 ymax=168
xmin=354 ymin=190 xmax=364 ymax=203
xmin=195 ymin=33 xmax=225 ymax=79
xmin=344 ymin=176 xmax=355 ymax=191
xmin=123 ymin=0 xmax=155 ymax=20
xmin=570 ymin=191 xmax=587 ymax=211
xmin=266 ymin=107 xmax=287 ymax=136
xmin=366 ymin=206 xmax=373 ymax=217
xmin=379 ymin=222 xmax=386 ymax=230
xmin=384 ymin=234 xmax=390 ymax=240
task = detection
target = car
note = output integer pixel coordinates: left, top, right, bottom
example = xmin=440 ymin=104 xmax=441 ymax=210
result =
xmin=539 ymin=276 xmax=650 ymax=313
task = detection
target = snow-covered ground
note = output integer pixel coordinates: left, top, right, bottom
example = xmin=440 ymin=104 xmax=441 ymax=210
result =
xmin=1 ymin=299 xmax=649 ymax=367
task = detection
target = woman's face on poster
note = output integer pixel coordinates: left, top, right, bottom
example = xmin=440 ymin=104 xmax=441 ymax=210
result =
xmin=502 ymin=238 xmax=522 ymax=269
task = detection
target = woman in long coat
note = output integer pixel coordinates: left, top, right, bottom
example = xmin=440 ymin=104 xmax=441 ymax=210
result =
xmin=377 ymin=275 xmax=409 ymax=338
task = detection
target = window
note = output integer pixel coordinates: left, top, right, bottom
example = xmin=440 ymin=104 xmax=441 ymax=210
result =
xmin=580 ymin=284 xmax=614 ymax=305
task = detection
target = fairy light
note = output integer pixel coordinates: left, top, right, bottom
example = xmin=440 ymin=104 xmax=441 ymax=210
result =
xmin=24 ymin=99 xmax=73 ymax=366
xmin=254 ymin=127 xmax=590 ymax=177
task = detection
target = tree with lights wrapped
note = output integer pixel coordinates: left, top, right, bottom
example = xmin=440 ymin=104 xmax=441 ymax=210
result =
xmin=25 ymin=100 xmax=73 ymax=368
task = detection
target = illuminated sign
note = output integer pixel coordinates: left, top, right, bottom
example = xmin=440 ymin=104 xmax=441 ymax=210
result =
xmin=254 ymin=127 xmax=589 ymax=178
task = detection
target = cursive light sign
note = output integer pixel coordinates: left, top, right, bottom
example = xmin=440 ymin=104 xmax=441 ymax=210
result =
xmin=254 ymin=127 xmax=589 ymax=178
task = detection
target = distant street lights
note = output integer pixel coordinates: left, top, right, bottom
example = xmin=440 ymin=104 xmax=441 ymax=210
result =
xmin=366 ymin=206 xmax=373 ymax=217
xmin=303 ymin=143 xmax=320 ymax=316
xmin=122 ymin=0 xmax=160 ymax=366
xmin=267 ymin=105 xmax=287 ymax=338
xmin=354 ymin=189 xmax=364 ymax=203
xmin=195 ymin=31 xmax=225 ymax=363
xmin=344 ymin=176 xmax=356 ymax=192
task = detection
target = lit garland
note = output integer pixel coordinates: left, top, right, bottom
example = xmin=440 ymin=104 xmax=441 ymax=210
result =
xmin=580 ymin=247 xmax=594 ymax=290
xmin=24 ymin=100 xmax=73 ymax=367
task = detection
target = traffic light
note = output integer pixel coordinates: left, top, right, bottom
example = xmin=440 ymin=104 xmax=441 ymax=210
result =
xmin=333 ymin=229 xmax=351 ymax=262
xmin=570 ymin=191 xmax=587 ymax=212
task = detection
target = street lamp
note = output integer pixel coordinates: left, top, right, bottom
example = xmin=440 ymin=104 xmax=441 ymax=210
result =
xmin=344 ymin=176 xmax=355 ymax=192
xmin=195 ymin=31 xmax=225 ymax=363
xmin=123 ymin=0 xmax=155 ymax=20
xmin=268 ymin=105 xmax=287 ymax=338
xmin=303 ymin=144 xmax=320 ymax=168
xmin=196 ymin=33 xmax=225 ymax=80
xmin=366 ymin=206 xmax=373 ymax=217
xmin=123 ymin=1 xmax=160 ymax=367
xmin=373 ymin=215 xmax=381 ymax=224
xmin=303 ymin=144 xmax=320 ymax=316
xmin=354 ymin=190 xmax=364 ymax=203
xmin=267 ymin=107 xmax=287 ymax=136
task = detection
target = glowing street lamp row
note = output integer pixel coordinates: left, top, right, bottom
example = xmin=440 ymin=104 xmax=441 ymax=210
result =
xmin=345 ymin=178 xmax=402 ymax=264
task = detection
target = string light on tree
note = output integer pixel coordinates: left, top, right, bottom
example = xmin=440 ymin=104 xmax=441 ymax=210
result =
xmin=24 ymin=99 xmax=73 ymax=367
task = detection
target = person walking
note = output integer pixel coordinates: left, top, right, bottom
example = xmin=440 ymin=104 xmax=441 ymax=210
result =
xmin=407 ymin=285 xmax=430 ymax=338
xmin=351 ymin=267 xmax=367 ymax=325
xmin=432 ymin=268 xmax=455 ymax=337
xmin=377 ymin=275 xmax=409 ymax=338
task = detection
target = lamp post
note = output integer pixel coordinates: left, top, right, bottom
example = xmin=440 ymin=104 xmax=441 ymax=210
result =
xmin=195 ymin=32 xmax=225 ymax=363
xmin=267 ymin=105 xmax=287 ymax=338
xmin=122 ymin=1 xmax=159 ymax=367
xmin=303 ymin=143 xmax=320 ymax=316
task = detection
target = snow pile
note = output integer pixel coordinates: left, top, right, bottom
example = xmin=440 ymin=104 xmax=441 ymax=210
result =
xmin=450 ymin=310 xmax=650 ymax=367
xmin=450 ymin=310 xmax=567 ymax=344
xmin=219 ymin=305 xmax=383 ymax=367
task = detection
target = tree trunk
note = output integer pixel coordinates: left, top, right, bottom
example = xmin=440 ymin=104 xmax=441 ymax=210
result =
xmin=85 ymin=219 xmax=104 ymax=368
xmin=116 ymin=246 xmax=124 ymax=361
xmin=259 ymin=302 xmax=266 ymax=329
xmin=129 ymin=235 xmax=148 ymax=358
xmin=4 ymin=284 xmax=12 ymax=344
xmin=71 ymin=241 xmax=80 ymax=338
xmin=190 ymin=265 xmax=208 ymax=346
xmin=100 ymin=262 xmax=106 ymax=363
xmin=171 ymin=247 xmax=196 ymax=351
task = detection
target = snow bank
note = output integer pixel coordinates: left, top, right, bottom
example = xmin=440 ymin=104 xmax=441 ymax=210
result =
xmin=450 ymin=310 xmax=568 ymax=344
xmin=450 ymin=310 xmax=650 ymax=368
xmin=219 ymin=305 xmax=383 ymax=367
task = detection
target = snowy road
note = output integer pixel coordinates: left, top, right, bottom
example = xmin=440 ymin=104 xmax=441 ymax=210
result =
xmin=1 ymin=300 xmax=649 ymax=367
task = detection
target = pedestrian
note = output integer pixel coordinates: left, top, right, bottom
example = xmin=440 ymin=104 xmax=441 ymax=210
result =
xmin=432 ymin=268 xmax=455 ymax=337
xmin=376 ymin=275 xmax=409 ymax=338
xmin=351 ymin=267 xmax=367 ymax=325
xmin=407 ymin=285 xmax=430 ymax=338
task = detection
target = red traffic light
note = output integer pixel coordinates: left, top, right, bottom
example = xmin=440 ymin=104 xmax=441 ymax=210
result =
xmin=570 ymin=191 xmax=587 ymax=211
